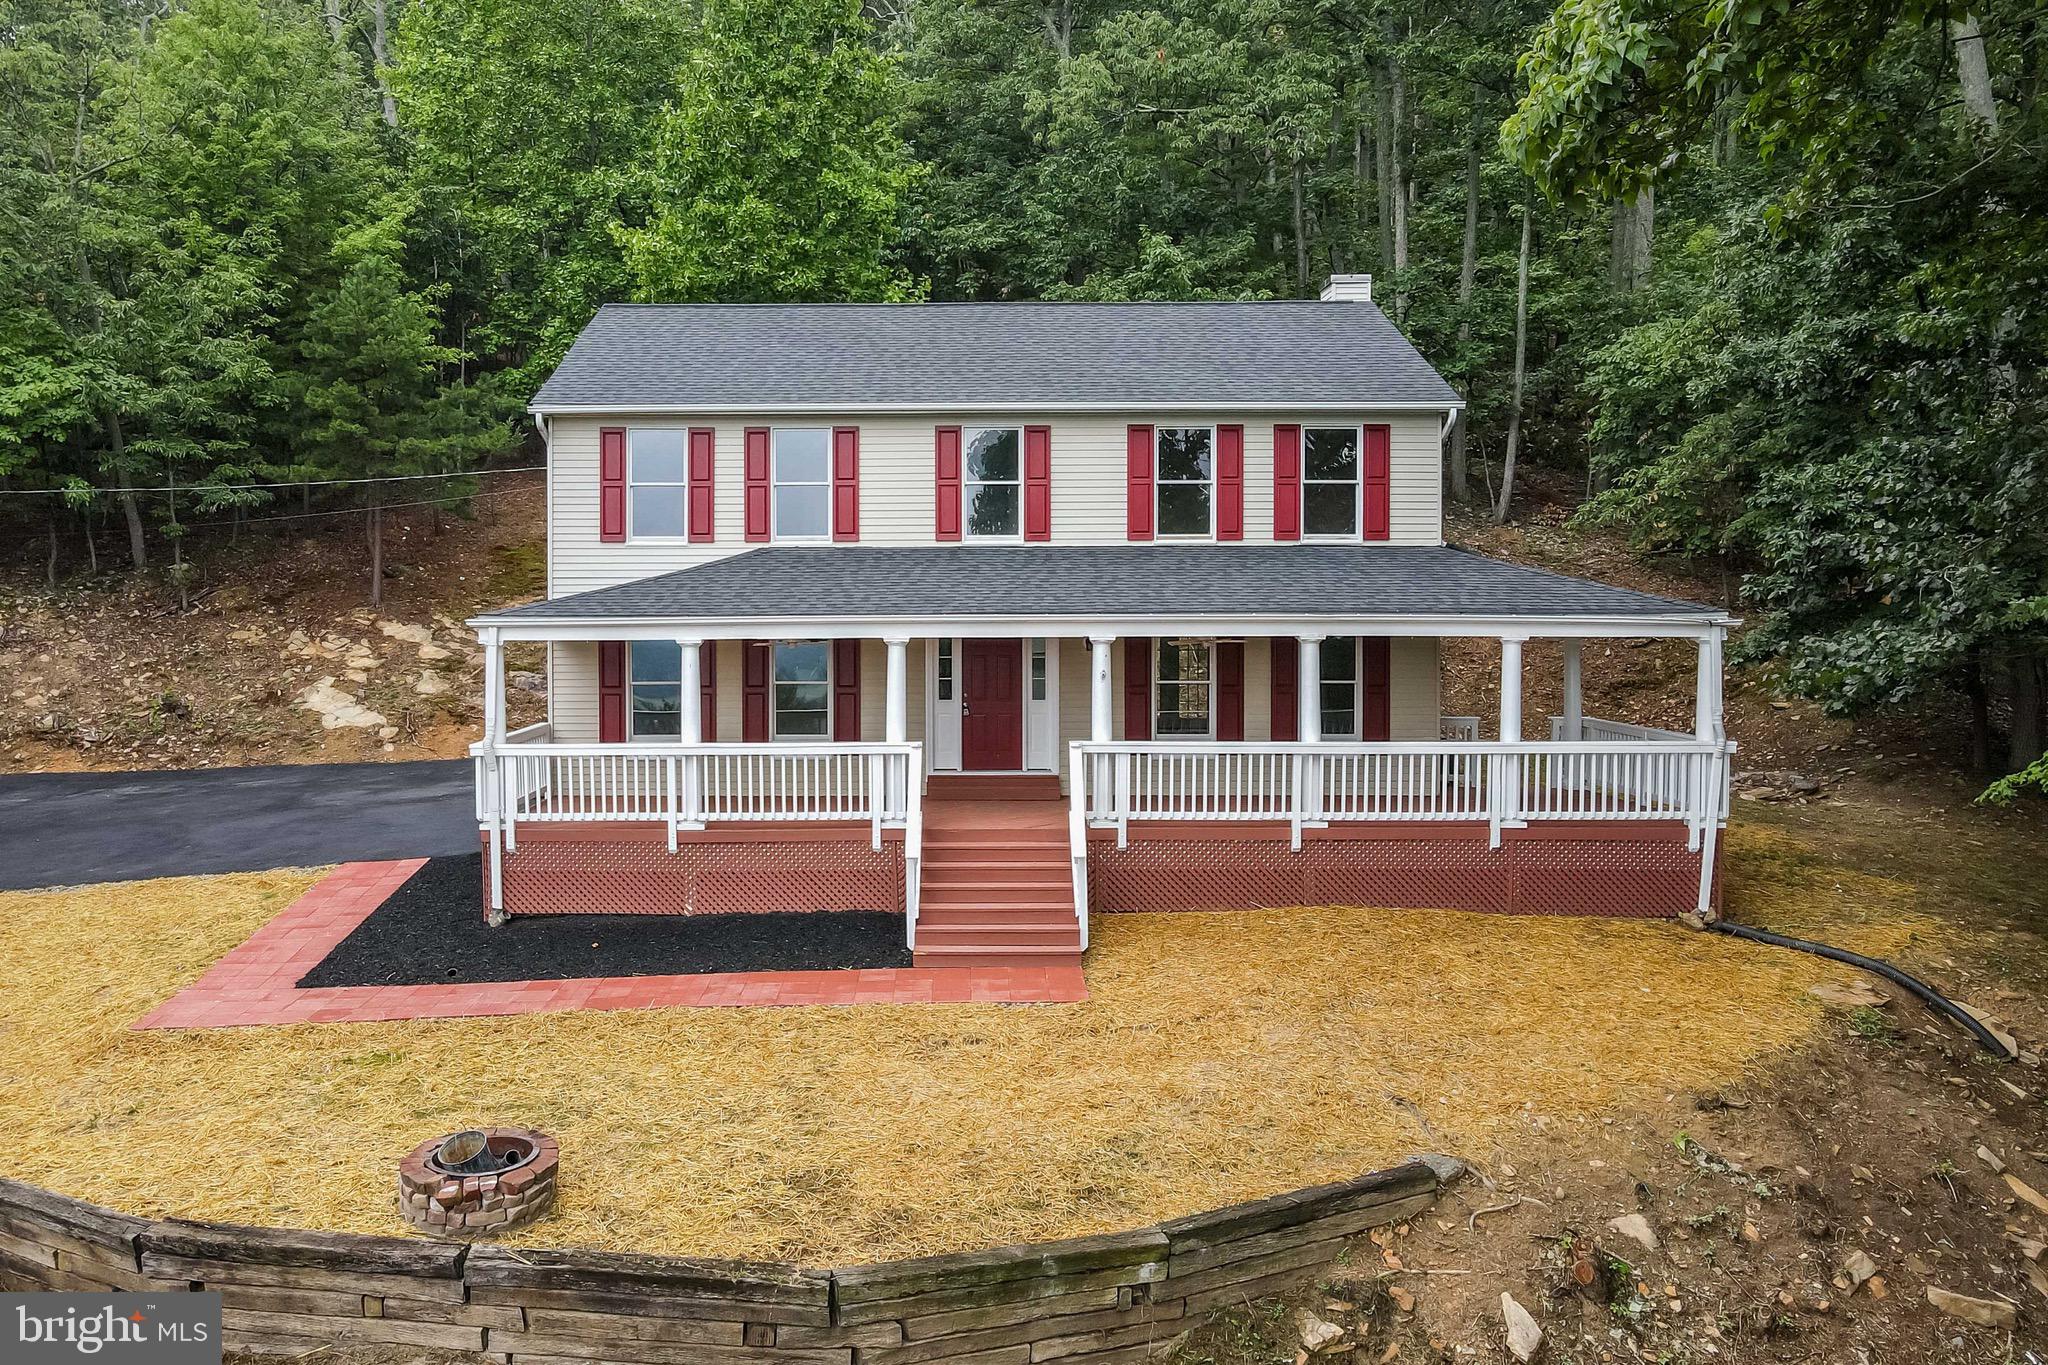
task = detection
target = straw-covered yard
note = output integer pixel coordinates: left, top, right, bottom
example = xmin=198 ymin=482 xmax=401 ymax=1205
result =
xmin=0 ymin=824 xmax=1934 ymax=1265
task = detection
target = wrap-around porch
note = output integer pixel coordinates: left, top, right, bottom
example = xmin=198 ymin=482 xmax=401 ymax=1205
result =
xmin=469 ymin=546 xmax=1736 ymax=961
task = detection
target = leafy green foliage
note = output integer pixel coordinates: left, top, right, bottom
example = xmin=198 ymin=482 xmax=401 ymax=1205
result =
xmin=618 ymin=0 xmax=919 ymax=303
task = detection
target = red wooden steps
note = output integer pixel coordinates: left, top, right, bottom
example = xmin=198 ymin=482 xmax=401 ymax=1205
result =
xmin=913 ymin=789 xmax=1082 ymax=968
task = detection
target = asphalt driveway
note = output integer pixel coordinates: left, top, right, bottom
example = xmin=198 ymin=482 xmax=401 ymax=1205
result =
xmin=0 ymin=759 xmax=478 ymax=890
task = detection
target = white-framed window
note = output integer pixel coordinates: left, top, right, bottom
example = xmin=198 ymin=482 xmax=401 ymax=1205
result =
xmin=1030 ymin=638 xmax=1048 ymax=701
xmin=964 ymin=427 xmax=1022 ymax=539
xmin=1154 ymin=638 xmax=1214 ymax=738
xmin=1319 ymin=636 xmax=1359 ymax=738
xmin=772 ymin=428 xmax=832 ymax=540
xmin=935 ymin=638 xmax=954 ymax=701
xmin=628 ymin=640 xmax=684 ymax=739
xmin=1302 ymin=426 xmax=1363 ymax=539
xmin=628 ymin=429 xmax=688 ymax=538
xmin=1154 ymin=427 xmax=1214 ymax=538
xmin=772 ymin=640 xmax=831 ymax=739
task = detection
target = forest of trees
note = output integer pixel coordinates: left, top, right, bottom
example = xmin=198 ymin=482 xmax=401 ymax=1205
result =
xmin=0 ymin=0 xmax=2043 ymax=787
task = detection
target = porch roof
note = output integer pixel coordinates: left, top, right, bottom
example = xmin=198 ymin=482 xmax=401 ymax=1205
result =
xmin=474 ymin=545 xmax=1728 ymax=637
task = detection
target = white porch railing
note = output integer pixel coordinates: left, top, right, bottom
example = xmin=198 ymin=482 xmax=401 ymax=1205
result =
xmin=473 ymin=739 xmax=926 ymax=943
xmin=1071 ymin=733 xmax=1731 ymax=853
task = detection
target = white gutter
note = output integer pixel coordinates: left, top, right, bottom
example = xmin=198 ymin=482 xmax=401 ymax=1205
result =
xmin=528 ymin=400 xmax=1468 ymax=417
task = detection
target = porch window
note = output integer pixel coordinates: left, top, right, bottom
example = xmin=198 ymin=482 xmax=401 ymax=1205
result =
xmin=1320 ymin=636 xmax=1358 ymax=738
xmin=1155 ymin=428 xmax=1214 ymax=537
xmin=964 ymin=427 xmax=1021 ymax=538
xmin=1302 ymin=427 xmax=1361 ymax=538
xmin=1030 ymin=639 xmax=1047 ymax=700
xmin=936 ymin=638 xmax=954 ymax=700
xmin=1154 ymin=638 xmax=1213 ymax=737
xmin=772 ymin=429 xmax=831 ymax=540
xmin=772 ymin=641 xmax=831 ymax=738
xmin=628 ymin=640 xmax=683 ymax=738
xmin=628 ymin=429 xmax=688 ymax=538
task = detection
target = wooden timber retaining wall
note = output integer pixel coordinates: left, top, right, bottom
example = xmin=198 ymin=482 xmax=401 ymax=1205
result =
xmin=0 ymin=1162 xmax=1440 ymax=1364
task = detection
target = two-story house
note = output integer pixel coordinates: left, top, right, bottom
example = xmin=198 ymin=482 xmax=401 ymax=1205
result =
xmin=468 ymin=280 xmax=1736 ymax=966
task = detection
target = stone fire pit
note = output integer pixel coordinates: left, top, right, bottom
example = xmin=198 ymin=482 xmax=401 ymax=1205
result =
xmin=398 ymin=1127 xmax=557 ymax=1236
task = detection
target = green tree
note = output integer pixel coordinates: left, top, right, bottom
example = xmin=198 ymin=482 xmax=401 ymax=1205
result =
xmin=391 ymin=0 xmax=689 ymax=380
xmin=617 ymin=0 xmax=920 ymax=302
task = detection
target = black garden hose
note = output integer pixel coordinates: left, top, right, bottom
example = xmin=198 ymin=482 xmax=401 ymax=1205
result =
xmin=1703 ymin=919 xmax=2016 ymax=1061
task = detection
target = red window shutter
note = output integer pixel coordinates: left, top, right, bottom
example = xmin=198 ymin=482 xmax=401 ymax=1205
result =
xmin=832 ymin=426 xmax=860 ymax=541
xmin=1122 ymin=637 xmax=1151 ymax=740
xmin=832 ymin=639 xmax=862 ymax=739
xmin=687 ymin=428 xmax=715 ymax=542
xmin=934 ymin=426 xmax=962 ymax=541
xmin=1216 ymin=640 xmax=1245 ymax=740
xmin=699 ymin=639 xmax=718 ymax=741
xmin=741 ymin=640 xmax=770 ymax=741
xmin=598 ymin=641 xmax=627 ymax=741
xmin=1216 ymin=424 xmax=1245 ymax=541
xmin=743 ymin=428 xmax=771 ymax=542
xmin=1269 ymin=637 xmax=1299 ymax=741
xmin=1272 ymin=424 xmax=1301 ymax=541
xmin=1125 ymin=425 xmax=1154 ymax=541
xmin=1361 ymin=636 xmax=1391 ymax=740
xmin=1024 ymin=425 xmax=1052 ymax=541
xmin=1363 ymin=424 xmax=1391 ymax=541
xmin=599 ymin=428 xmax=627 ymax=543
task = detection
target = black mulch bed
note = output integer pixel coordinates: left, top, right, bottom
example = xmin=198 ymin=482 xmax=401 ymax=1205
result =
xmin=295 ymin=853 xmax=912 ymax=988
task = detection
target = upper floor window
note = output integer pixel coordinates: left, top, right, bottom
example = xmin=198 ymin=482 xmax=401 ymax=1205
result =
xmin=773 ymin=641 xmax=831 ymax=738
xmin=629 ymin=430 xmax=688 ymax=538
xmin=964 ymin=427 xmax=1022 ymax=538
xmin=1303 ymin=427 xmax=1361 ymax=539
xmin=1155 ymin=638 xmax=1213 ymax=737
xmin=628 ymin=640 xmax=684 ymax=738
xmin=1155 ymin=427 xmax=1214 ymax=538
xmin=1320 ymin=635 xmax=1359 ymax=738
xmin=773 ymin=429 xmax=831 ymax=540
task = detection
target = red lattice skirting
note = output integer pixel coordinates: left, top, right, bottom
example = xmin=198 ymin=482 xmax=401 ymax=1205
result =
xmin=1086 ymin=821 xmax=1717 ymax=920
xmin=492 ymin=823 xmax=906 ymax=917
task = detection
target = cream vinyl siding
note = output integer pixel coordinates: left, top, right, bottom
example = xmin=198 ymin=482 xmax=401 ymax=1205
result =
xmin=549 ymin=640 xmax=931 ymax=746
xmin=544 ymin=411 xmax=1446 ymax=596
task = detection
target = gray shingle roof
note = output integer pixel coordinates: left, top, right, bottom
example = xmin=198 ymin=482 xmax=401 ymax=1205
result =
xmin=530 ymin=301 xmax=1461 ymax=411
xmin=477 ymin=546 xmax=1716 ymax=625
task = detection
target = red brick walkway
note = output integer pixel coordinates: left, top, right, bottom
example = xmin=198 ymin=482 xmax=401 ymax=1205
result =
xmin=135 ymin=861 xmax=1088 ymax=1030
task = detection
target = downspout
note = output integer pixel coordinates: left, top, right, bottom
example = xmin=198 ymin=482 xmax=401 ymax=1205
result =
xmin=1437 ymin=408 xmax=1460 ymax=546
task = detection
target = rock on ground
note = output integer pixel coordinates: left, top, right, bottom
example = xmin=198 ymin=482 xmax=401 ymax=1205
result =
xmin=1499 ymin=1293 xmax=1541 ymax=1362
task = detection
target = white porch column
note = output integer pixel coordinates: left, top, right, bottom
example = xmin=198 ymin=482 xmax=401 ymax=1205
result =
xmin=1296 ymin=634 xmax=1324 ymax=743
xmin=1560 ymin=639 xmax=1583 ymax=742
xmin=1695 ymin=630 xmax=1723 ymax=740
xmin=479 ymin=626 xmax=506 ymax=924
xmin=884 ymin=637 xmax=910 ymax=743
xmin=1088 ymin=635 xmax=1116 ymax=742
xmin=1498 ymin=635 xmax=1525 ymax=743
xmin=482 ymin=628 xmax=506 ymax=748
xmin=677 ymin=638 xmax=703 ymax=744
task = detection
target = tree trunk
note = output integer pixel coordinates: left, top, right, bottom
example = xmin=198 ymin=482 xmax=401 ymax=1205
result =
xmin=1493 ymin=204 xmax=1532 ymax=526
xmin=369 ymin=0 xmax=399 ymax=127
xmin=1374 ymin=80 xmax=1394 ymax=276
xmin=2010 ymin=650 xmax=2045 ymax=774
xmin=1609 ymin=189 xmax=1654 ymax=290
xmin=1388 ymin=58 xmax=1409 ymax=319
xmin=1449 ymin=97 xmax=1482 ymax=504
xmin=1952 ymin=14 xmax=1998 ymax=133
xmin=1291 ymin=160 xmax=1309 ymax=292
xmin=45 ymin=517 xmax=59 ymax=589
xmin=1964 ymin=652 xmax=1994 ymax=776
xmin=368 ymin=503 xmax=384 ymax=607
xmin=321 ymin=0 xmax=344 ymax=44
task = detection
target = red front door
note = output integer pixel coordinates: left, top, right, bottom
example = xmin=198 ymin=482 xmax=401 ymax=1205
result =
xmin=960 ymin=638 xmax=1025 ymax=771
